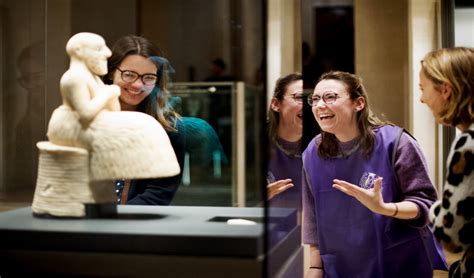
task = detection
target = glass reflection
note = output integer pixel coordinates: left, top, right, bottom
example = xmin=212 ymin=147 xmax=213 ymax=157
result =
xmin=0 ymin=0 xmax=265 ymax=209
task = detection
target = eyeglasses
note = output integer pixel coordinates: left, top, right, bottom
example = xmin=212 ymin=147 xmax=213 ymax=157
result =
xmin=286 ymin=91 xmax=304 ymax=104
xmin=116 ymin=68 xmax=158 ymax=85
xmin=307 ymin=91 xmax=340 ymax=106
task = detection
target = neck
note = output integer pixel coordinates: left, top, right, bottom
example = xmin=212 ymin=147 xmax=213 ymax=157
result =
xmin=277 ymin=125 xmax=302 ymax=142
xmin=335 ymin=125 xmax=360 ymax=143
xmin=120 ymin=100 xmax=138 ymax=111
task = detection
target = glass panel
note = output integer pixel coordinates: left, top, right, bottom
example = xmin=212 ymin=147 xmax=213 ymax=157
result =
xmin=1 ymin=1 xmax=47 ymax=207
xmin=0 ymin=0 xmax=266 ymax=210
xmin=167 ymin=82 xmax=265 ymax=206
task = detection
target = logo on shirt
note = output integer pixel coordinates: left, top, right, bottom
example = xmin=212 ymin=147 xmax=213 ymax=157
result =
xmin=359 ymin=172 xmax=378 ymax=189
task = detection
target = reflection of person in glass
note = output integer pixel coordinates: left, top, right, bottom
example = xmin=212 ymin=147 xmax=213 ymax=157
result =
xmin=204 ymin=58 xmax=235 ymax=82
xmin=420 ymin=47 xmax=474 ymax=278
xmin=266 ymin=73 xmax=304 ymax=260
xmin=303 ymin=71 xmax=446 ymax=277
xmin=12 ymin=42 xmax=46 ymax=189
xmin=267 ymin=73 xmax=303 ymax=206
xmin=103 ymin=35 xmax=185 ymax=205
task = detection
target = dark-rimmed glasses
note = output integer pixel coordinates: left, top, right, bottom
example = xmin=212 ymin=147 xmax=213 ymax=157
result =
xmin=116 ymin=68 xmax=158 ymax=85
xmin=286 ymin=91 xmax=304 ymax=104
xmin=307 ymin=91 xmax=340 ymax=106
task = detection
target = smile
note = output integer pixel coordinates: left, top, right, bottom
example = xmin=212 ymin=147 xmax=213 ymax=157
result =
xmin=319 ymin=113 xmax=334 ymax=120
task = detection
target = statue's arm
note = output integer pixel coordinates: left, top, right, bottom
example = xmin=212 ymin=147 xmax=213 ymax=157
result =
xmin=94 ymin=76 xmax=121 ymax=112
xmin=60 ymin=72 xmax=120 ymax=126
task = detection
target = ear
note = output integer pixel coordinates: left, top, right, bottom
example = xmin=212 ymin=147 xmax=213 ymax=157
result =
xmin=440 ymin=83 xmax=452 ymax=101
xmin=354 ymin=96 xmax=366 ymax=112
xmin=271 ymin=97 xmax=280 ymax=112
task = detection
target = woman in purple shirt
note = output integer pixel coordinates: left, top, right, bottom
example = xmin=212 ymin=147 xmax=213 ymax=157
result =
xmin=303 ymin=71 xmax=446 ymax=277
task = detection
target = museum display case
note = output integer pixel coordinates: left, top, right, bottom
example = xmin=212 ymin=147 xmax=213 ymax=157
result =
xmin=0 ymin=0 xmax=303 ymax=277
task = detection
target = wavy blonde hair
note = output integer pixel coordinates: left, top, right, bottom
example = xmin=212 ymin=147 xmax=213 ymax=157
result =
xmin=421 ymin=47 xmax=474 ymax=127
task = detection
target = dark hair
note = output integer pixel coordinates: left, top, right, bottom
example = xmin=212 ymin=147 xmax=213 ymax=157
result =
xmin=104 ymin=35 xmax=179 ymax=132
xmin=316 ymin=71 xmax=385 ymax=158
xmin=267 ymin=73 xmax=303 ymax=139
xmin=421 ymin=47 xmax=474 ymax=127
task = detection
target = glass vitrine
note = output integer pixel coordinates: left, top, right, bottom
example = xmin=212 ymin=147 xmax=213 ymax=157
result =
xmin=167 ymin=81 xmax=265 ymax=207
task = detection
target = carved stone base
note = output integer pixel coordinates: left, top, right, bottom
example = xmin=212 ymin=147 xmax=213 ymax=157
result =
xmin=32 ymin=142 xmax=117 ymax=218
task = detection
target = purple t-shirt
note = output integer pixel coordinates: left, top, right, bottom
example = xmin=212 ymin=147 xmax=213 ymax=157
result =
xmin=267 ymin=136 xmax=303 ymax=212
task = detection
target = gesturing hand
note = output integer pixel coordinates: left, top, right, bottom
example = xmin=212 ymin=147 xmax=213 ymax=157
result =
xmin=267 ymin=179 xmax=294 ymax=200
xmin=332 ymin=177 xmax=386 ymax=214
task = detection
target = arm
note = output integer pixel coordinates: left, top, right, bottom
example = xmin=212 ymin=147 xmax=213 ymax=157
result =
xmin=127 ymin=127 xmax=185 ymax=205
xmin=60 ymin=71 xmax=120 ymax=126
xmin=306 ymin=246 xmax=323 ymax=278
xmin=393 ymin=133 xmax=438 ymax=226
xmin=429 ymin=132 xmax=474 ymax=252
xmin=302 ymin=166 xmax=323 ymax=277
xmin=332 ymin=133 xmax=437 ymax=224
xmin=332 ymin=178 xmax=420 ymax=220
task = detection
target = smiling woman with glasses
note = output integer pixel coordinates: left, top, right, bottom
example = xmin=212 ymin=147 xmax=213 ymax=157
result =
xmin=302 ymin=71 xmax=446 ymax=277
xmin=103 ymin=35 xmax=185 ymax=206
xmin=266 ymin=72 xmax=304 ymax=219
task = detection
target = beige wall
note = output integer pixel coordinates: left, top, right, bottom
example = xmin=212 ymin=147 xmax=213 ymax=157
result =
xmin=355 ymin=0 xmax=441 ymax=187
xmin=354 ymin=0 xmax=409 ymax=128
xmin=408 ymin=0 xmax=440 ymax=187
xmin=267 ymin=0 xmax=302 ymax=106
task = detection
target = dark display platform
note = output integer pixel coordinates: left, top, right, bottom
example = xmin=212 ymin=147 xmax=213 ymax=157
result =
xmin=0 ymin=205 xmax=302 ymax=277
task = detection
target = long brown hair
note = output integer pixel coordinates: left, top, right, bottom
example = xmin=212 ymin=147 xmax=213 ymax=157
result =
xmin=104 ymin=35 xmax=179 ymax=132
xmin=421 ymin=47 xmax=474 ymax=127
xmin=316 ymin=71 xmax=385 ymax=158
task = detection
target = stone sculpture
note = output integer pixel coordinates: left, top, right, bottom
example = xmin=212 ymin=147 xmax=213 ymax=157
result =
xmin=32 ymin=32 xmax=180 ymax=218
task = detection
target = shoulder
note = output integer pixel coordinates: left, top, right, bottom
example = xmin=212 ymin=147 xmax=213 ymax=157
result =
xmin=302 ymin=135 xmax=319 ymax=161
xmin=374 ymin=124 xmax=403 ymax=139
xmin=167 ymin=126 xmax=186 ymax=150
xmin=453 ymin=124 xmax=474 ymax=151
xmin=60 ymin=70 xmax=86 ymax=89
xmin=446 ymin=125 xmax=474 ymax=187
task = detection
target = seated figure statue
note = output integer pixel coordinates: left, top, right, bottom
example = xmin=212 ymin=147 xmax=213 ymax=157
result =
xmin=32 ymin=32 xmax=180 ymax=218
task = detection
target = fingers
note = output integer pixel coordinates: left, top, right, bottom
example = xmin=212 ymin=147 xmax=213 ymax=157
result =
xmin=332 ymin=179 xmax=359 ymax=194
xmin=373 ymin=177 xmax=383 ymax=193
xmin=267 ymin=179 xmax=294 ymax=200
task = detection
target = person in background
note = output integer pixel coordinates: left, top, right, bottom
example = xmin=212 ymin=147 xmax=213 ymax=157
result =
xmin=104 ymin=35 xmax=185 ymax=205
xmin=303 ymin=71 xmax=446 ymax=277
xmin=11 ymin=42 xmax=47 ymax=189
xmin=204 ymin=58 xmax=235 ymax=82
xmin=420 ymin=46 xmax=473 ymax=278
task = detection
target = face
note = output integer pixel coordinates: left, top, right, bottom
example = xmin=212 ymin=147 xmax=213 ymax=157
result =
xmin=311 ymin=79 xmax=362 ymax=140
xmin=111 ymin=54 xmax=158 ymax=110
xmin=272 ymin=80 xmax=304 ymax=133
xmin=419 ymin=69 xmax=448 ymax=124
xmin=83 ymin=39 xmax=112 ymax=76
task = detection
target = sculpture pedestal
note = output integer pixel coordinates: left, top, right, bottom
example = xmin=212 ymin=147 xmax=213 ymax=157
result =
xmin=32 ymin=141 xmax=116 ymax=218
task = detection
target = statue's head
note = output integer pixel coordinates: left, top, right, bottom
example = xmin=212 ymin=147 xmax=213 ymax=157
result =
xmin=66 ymin=32 xmax=111 ymax=76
